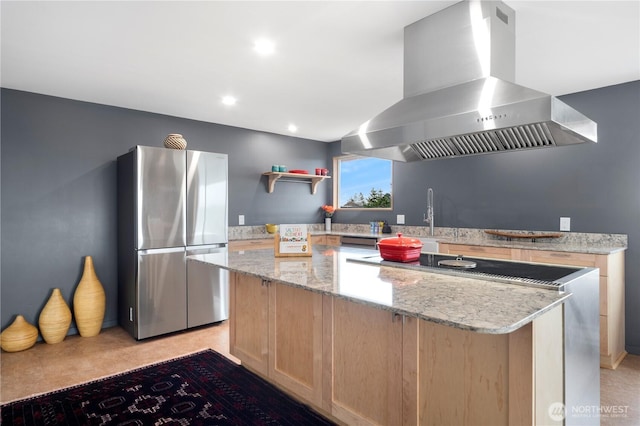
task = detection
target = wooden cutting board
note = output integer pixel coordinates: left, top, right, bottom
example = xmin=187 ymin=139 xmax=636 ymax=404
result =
xmin=484 ymin=230 xmax=562 ymax=240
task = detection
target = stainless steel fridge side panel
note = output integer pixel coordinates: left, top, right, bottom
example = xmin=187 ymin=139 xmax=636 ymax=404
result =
xmin=137 ymin=146 xmax=186 ymax=250
xmin=117 ymin=151 xmax=137 ymax=337
xmin=186 ymin=247 xmax=229 ymax=327
xmin=563 ymin=269 xmax=600 ymax=426
xmin=186 ymin=151 xmax=228 ymax=246
xmin=136 ymin=248 xmax=187 ymax=339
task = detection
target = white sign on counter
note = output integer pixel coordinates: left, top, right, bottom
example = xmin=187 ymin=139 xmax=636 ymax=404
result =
xmin=275 ymin=224 xmax=312 ymax=257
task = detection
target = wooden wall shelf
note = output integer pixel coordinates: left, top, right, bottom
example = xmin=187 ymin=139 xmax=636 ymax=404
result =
xmin=262 ymin=172 xmax=330 ymax=194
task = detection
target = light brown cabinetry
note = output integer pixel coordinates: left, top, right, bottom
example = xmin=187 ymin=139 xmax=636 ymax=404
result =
xmin=269 ymin=282 xmax=323 ymax=405
xmin=228 ymin=272 xmax=324 ymax=406
xmin=440 ymin=242 xmax=627 ymax=369
xmin=229 ymin=270 xmax=564 ymax=425
xmin=229 ymin=238 xmax=273 ymax=252
xmin=439 ymin=242 xmax=513 ymax=259
xmin=408 ymin=306 xmax=562 ymax=426
xmin=326 ymin=235 xmax=341 ymax=246
xmin=322 ymin=297 xmax=404 ymax=425
xmin=311 ymin=235 xmax=341 ymax=246
xmin=520 ymin=249 xmax=626 ymax=369
xmin=311 ymin=235 xmax=326 ymax=245
xmin=228 ymin=272 xmax=269 ymax=375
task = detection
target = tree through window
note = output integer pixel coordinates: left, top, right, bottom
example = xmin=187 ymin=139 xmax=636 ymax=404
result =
xmin=334 ymin=155 xmax=392 ymax=209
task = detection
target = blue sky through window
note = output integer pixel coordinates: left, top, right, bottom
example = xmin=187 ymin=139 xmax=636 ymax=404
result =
xmin=339 ymin=157 xmax=392 ymax=207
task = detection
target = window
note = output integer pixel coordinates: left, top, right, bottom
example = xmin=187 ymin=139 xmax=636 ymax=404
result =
xmin=334 ymin=155 xmax=392 ymax=209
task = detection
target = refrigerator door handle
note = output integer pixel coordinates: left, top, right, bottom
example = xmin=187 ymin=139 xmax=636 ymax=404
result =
xmin=138 ymin=247 xmax=185 ymax=255
xmin=186 ymin=244 xmax=226 ymax=253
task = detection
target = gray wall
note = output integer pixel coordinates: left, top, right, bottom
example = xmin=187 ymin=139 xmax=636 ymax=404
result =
xmin=1 ymin=88 xmax=330 ymax=334
xmin=331 ymin=80 xmax=640 ymax=354
xmin=2 ymin=81 xmax=639 ymax=355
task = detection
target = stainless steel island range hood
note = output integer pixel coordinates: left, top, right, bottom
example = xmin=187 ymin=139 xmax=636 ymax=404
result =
xmin=341 ymin=0 xmax=597 ymax=162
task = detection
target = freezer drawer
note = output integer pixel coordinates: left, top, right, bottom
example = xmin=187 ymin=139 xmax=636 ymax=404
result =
xmin=186 ymin=248 xmax=229 ymax=327
xmin=136 ymin=248 xmax=186 ymax=339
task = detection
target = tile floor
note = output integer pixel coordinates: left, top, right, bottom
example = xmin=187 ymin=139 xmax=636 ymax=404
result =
xmin=600 ymin=353 xmax=640 ymax=425
xmin=1 ymin=322 xmax=237 ymax=405
xmin=1 ymin=323 xmax=639 ymax=425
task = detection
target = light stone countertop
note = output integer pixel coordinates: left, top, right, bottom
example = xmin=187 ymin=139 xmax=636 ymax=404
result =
xmin=229 ymin=224 xmax=627 ymax=255
xmin=434 ymin=236 xmax=626 ymax=255
xmin=189 ymin=245 xmax=571 ymax=335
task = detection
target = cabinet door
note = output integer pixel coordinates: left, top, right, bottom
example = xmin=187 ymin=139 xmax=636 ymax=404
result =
xmin=326 ymin=235 xmax=342 ymax=246
xmin=439 ymin=243 xmax=513 ymax=259
xmin=311 ymin=235 xmax=326 ymax=245
xmin=522 ymin=249 xmax=627 ymax=369
xmin=521 ymin=249 xmax=597 ymax=268
xmin=417 ymin=320 xmax=513 ymax=425
xmin=603 ymin=251 xmax=626 ymax=368
xmin=229 ymin=239 xmax=273 ymax=252
xmin=269 ymin=283 xmax=323 ymax=406
xmin=324 ymin=297 xmax=403 ymax=425
xmin=229 ymin=272 xmax=269 ymax=375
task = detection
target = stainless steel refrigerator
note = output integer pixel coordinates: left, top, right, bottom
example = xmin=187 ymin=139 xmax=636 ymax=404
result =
xmin=117 ymin=145 xmax=228 ymax=340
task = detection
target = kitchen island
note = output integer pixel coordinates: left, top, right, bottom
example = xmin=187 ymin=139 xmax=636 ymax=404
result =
xmin=189 ymin=245 xmax=599 ymax=425
xmin=231 ymin=224 xmax=627 ymax=369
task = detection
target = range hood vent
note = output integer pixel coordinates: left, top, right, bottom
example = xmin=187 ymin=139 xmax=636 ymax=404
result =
xmin=413 ymin=122 xmax=555 ymax=160
xmin=342 ymin=0 xmax=597 ymax=162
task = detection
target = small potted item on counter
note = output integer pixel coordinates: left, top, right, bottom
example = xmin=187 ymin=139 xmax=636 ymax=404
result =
xmin=265 ymin=224 xmax=278 ymax=234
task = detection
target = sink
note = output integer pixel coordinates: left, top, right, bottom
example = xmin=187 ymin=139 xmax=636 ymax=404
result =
xmin=418 ymin=238 xmax=439 ymax=253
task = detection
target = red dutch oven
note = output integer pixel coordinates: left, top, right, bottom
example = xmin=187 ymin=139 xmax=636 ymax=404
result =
xmin=377 ymin=233 xmax=423 ymax=262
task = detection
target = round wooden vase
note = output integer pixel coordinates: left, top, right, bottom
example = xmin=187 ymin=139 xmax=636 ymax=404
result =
xmin=163 ymin=133 xmax=187 ymax=150
xmin=1 ymin=315 xmax=38 ymax=352
xmin=73 ymin=256 xmax=106 ymax=337
xmin=39 ymin=288 xmax=72 ymax=344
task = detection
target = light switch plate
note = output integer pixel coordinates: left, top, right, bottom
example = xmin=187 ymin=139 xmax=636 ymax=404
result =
xmin=239 ymin=214 xmax=245 ymax=226
xmin=560 ymin=217 xmax=570 ymax=231
xmin=397 ymin=214 xmax=405 ymax=225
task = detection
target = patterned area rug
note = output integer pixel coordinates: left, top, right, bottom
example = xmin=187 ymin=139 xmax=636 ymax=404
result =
xmin=1 ymin=349 xmax=335 ymax=425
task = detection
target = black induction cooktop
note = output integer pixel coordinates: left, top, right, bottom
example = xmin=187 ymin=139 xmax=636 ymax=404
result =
xmin=416 ymin=253 xmax=581 ymax=283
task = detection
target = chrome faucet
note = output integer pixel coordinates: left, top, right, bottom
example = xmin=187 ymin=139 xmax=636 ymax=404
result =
xmin=423 ymin=187 xmax=434 ymax=236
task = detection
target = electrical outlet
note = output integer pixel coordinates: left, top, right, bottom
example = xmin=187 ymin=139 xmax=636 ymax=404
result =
xmin=397 ymin=214 xmax=405 ymax=225
xmin=560 ymin=217 xmax=571 ymax=231
xmin=239 ymin=214 xmax=245 ymax=226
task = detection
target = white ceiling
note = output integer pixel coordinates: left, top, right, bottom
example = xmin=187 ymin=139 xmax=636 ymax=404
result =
xmin=2 ymin=1 xmax=639 ymax=142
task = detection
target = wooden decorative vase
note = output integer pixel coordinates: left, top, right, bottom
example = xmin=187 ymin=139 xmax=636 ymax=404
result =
xmin=163 ymin=133 xmax=187 ymax=150
xmin=73 ymin=256 xmax=106 ymax=337
xmin=39 ymin=288 xmax=72 ymax=344
xmin=1 ymin=315 xmax=38 ymax=352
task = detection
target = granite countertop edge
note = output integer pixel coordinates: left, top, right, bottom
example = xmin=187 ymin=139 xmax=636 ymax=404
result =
xmin=189 ymin=246 xmax=574 ymax=335
xmin=229 ymin=230 xmax=626 ymax=255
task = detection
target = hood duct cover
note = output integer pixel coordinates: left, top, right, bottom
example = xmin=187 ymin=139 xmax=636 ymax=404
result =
xmin=341 ymin=0 xmax=597 ymax=162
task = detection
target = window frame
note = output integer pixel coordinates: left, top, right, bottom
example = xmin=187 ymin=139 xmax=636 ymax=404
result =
xmin=332 ymin=154 xmax=393 ymax=211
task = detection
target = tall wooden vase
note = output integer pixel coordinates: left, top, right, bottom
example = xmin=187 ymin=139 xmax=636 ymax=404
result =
xmin=39 ymin=288 xmax=72 ymax=344
xmin=73 ymin=256 xmax=105 ymax=337
xmin=1 ymin=315 xmax=38 ymax=352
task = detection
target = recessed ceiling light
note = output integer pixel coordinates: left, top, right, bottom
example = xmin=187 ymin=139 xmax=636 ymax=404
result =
xmin=254 ymin=38 xmax=275 ymax=56
xmin=222 ymin=96 xmax=237 ymax=106
xmin=288 ymin=124 xmax=298 ymax=133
